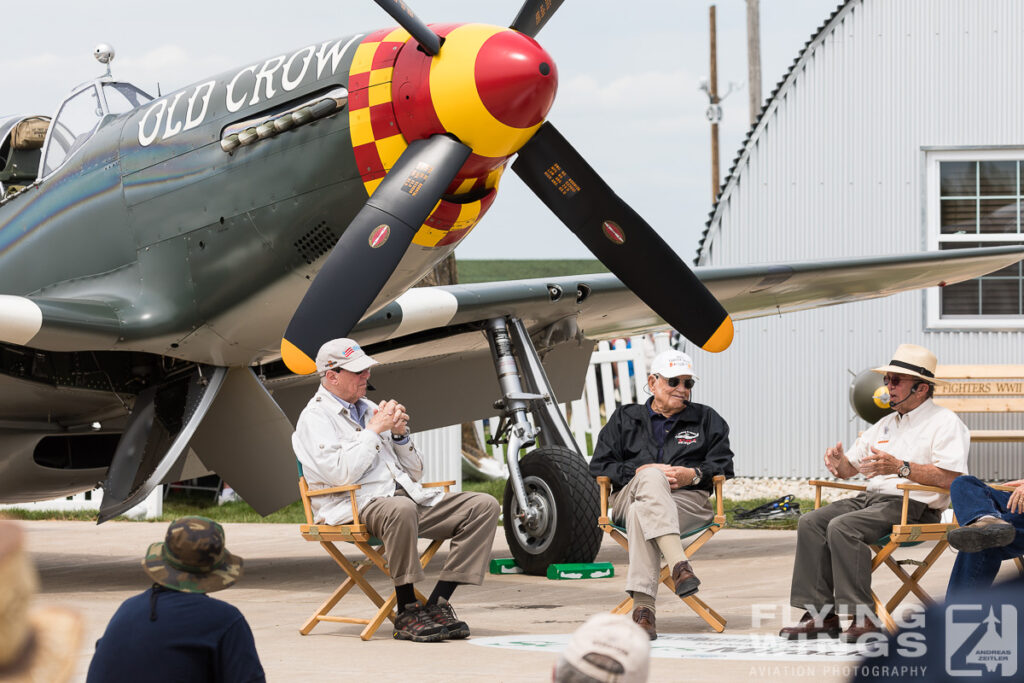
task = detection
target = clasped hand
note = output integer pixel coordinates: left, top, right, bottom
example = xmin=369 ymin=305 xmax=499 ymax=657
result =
xmin=637 ymin=463 xmax=695 ymax=489
xmin=368 ymin=399 xmax=409 ymax=436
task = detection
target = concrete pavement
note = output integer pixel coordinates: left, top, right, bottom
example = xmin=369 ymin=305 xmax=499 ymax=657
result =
xmin=20 ymin=520 xmax=1016 ymax=682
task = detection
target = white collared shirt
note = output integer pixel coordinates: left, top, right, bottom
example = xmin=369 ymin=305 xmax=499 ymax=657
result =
xmin=846 ymin=398 xmax=970 ymax=508
xmin=292 ymin=385 xmax=443 ymax=524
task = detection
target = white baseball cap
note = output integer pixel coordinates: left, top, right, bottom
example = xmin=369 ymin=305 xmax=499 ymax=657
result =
xmin=555 ymin=613 xmax=650 ymax=683
xmin=649 ymin=350 xmax=698 ymax=380
xmin=315 ymin=338 xmax=378 ymax=375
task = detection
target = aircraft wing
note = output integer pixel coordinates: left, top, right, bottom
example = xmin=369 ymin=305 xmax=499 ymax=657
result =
xmin=266 ymin=245 xmax=1024 ymax=432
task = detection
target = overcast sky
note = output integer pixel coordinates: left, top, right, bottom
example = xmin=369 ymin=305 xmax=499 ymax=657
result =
xmin=2 ymin=0 xmax=841 ymax=260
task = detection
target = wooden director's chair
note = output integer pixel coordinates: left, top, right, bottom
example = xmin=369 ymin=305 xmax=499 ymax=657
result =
xmin=809 ymin=480 xmax=956 ymax=632
xmin=297 ymin=466 xmax=455 ymax=640
xmin=597 ymin=475 xmax=728 ymax=632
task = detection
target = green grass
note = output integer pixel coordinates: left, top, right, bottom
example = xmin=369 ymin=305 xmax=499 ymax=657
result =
xmin=456 ymin=259 xmax=607 ymax=284
xmin=1 ymin=488 xmax=814 ymax=530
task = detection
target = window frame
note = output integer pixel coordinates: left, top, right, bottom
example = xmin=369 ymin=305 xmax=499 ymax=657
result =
xmin=925 ymin=147 xmax=1024 ymax=330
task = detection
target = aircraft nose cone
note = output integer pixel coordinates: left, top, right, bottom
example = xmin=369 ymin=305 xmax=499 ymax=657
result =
xmin=474 ymin=31 xmax=557 ymax=129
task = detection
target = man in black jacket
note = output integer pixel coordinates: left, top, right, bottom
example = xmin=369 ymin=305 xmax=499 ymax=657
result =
xmin=590 ymin=349 xmax=734 ymax=640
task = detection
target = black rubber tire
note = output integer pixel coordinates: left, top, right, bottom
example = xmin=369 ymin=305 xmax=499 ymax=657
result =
xmin=502 ymin=446 xmax=602 ymax=575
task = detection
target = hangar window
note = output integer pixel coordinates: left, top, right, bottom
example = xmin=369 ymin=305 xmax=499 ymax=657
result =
xmin=927 ymin=151 xmax=1024 ymax=329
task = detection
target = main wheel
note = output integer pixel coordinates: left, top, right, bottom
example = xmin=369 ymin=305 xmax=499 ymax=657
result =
xmin=502 ymin=445 xmax=602 ymax=575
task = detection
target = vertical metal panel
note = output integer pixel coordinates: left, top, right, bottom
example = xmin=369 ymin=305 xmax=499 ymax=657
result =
xmin=697 ymin=0 xmax=1024 ymax=479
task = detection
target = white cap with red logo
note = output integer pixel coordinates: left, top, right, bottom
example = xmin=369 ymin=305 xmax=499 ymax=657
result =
xmin=648 ymin=349 xmax=697 ymax=380
xmin=315 ymin=338 xmax=378 ymax=375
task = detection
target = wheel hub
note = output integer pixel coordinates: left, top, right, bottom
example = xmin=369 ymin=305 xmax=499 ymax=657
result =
xmin=510 ymin=475 xmax=558 ymax=554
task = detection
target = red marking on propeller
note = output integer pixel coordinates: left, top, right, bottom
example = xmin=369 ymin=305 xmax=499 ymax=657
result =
xmin=474 ymin=31 xmax=557 ymax=129
xmin=602 ymin=221 xmax=625 ymax=245
xmin=369 ymin=225 xmax=391 ymax=248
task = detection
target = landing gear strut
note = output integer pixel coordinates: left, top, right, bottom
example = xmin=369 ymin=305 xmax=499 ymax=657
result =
xmin=485 ymin=317 xmax=601 ymax=575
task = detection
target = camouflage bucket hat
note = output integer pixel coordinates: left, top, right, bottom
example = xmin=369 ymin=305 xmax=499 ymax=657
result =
xmin=142 ymin=516 xmax=243 ymax=593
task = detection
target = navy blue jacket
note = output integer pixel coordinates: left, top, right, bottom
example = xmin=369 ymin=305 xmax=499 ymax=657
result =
xmin=87 ymin=587 xmax=265 ymax=683
xmin=589 ymin=399 xmax=735 ymax=493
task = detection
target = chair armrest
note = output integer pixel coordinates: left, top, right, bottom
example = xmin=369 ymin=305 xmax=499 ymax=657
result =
xmin=306 ymin=483 xmax=362 ymax=497
xmin=896 ymin=483 xmax=950 ymax=495
xmin=990 ymin=484 xmax=1019 ymax=492
xmin=712 ymin=475 xmax=726 ymax=525
xmin=423 ymin=480 xmax=456 ymax=492
xmin=895 ymin=483 xmax=950 ymax=525
xmin=809 ymin=479 xmax=867 ymax=509
xmin=597 ymin=477 xmax=611 ymax=517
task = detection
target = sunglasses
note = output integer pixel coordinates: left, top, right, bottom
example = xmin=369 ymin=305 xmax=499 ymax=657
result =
xmin=882 ymin=375 xmax=922 ymax=387
xmin=657 ymin=375 xmax=695 ymax=389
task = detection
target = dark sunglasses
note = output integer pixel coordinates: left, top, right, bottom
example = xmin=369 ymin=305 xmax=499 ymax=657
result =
xmin=657 ymin=375 xmax=695 ymax=389
xmin=883 ymin=374 xmax=923 ymax=387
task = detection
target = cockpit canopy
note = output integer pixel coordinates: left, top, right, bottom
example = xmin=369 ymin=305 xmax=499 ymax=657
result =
xmin=39 ymin=79 xmax=152 ymax=179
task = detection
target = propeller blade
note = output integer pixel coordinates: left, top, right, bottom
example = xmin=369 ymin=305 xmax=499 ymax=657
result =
xmin=282 ymin=135 xmax=472 ymax=374
xmin=512 ymin=122 xmax=734 ymax=352
xmin=510 ymin=0 xmax=566 ymax=38
xmin=372 ymin=0 xmax=442 ymax=55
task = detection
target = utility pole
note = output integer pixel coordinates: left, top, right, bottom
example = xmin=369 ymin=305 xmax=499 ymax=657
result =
xmin=707 ymin=5 xmax=721 ymax=204
xmin=746 ymin=0 xmax=763 ymax=125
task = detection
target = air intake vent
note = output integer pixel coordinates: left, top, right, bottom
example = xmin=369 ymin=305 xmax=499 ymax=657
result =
xmin=294 ymin=222 xmax=338 ymax=264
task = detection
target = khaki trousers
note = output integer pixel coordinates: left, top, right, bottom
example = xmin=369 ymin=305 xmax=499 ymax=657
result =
xmin=362 ymin=490 xmax=500 ymax=586
xmin=610 ymin=467 xmax=713 ymax=596
xmin=789 ymin=492 xmax=940 ymax=615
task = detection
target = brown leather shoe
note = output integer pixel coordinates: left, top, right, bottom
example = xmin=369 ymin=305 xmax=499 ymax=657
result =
xmin=632 ymin=606 xmax=657 ymax=641
xmin=671 ymin=560 xmax=701 ymax=597
xmin=779 ymin=611 xmax=841 ymax=640
xmin=841 ymin=619 xmax=884 ymax=643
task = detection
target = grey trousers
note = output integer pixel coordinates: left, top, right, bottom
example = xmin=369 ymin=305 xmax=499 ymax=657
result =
xmin=789 ymin=492 xmax=940 ymax=615
xmin=362 ymin=490 xmax=500 ymax=587
xmin=610 ymin=467 xmax=714 ymax=596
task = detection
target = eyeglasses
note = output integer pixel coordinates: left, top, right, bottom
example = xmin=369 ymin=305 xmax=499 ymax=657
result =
xmin=883 ymin=375 xmax=921 ymax=387
xmin=656 ymin=375 xmax=695 ymax=389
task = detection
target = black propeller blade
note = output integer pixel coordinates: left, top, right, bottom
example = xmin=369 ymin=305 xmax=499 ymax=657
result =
xmin=282 ymin=135 xmax=472 ymax=374
xmin=509 ymin=0 xmax=566 ymax=38
xmin=372 ymin=0 xmax=442 ymax=55
xmin=512 ymin=122 xmax=734 ymax=352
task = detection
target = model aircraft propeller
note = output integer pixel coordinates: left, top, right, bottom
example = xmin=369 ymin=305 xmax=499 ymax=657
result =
xmin=280 ymin=0 xmax=733 ymax=374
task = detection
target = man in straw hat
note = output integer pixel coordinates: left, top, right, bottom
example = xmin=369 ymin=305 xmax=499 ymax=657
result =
xmin=292 ymin=338 xmax=500 ymax=643
xmin=553 ymin=613 xmax=651 ymax=682
xmin=780 ymin=343 xmax=969 ymax=642
xmin=589 ymin=349 xmax=735 ymax=640
xmin=0 ymin=521 xmax=82 ymax=683
xmin=86 ymin=516 xmax=264 ymax=682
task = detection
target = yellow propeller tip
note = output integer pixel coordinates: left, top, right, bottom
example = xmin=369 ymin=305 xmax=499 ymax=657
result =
xmin=700 ymin=316 xmax=734 ymax=353
xmin=281 ymin=338 xmax=318 ymax=375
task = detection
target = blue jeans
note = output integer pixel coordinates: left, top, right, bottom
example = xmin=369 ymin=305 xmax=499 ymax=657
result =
xmin=946 ymin=475 xmax=1024 ymax=597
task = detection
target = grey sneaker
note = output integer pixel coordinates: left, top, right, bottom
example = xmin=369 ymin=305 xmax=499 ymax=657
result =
xmin=427 ymin=598 xmax=470 ymax=639
xmin=393 ymin=602 xmax=447 ymax=642
xmin=948 ymin=517 xmax=1017 ymax=553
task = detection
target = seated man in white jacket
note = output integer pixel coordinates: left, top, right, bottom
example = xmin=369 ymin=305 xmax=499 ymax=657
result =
xmin=293 ymin=338 xmax=500 ymax=643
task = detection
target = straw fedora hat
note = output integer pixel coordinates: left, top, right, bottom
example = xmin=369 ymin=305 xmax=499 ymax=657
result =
xmin=0 ymin=521 xmax=82 ymax=683
xmin=871 ymin=343 xmax=949 ymax=385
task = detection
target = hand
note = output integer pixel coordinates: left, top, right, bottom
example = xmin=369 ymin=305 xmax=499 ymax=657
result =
xmin=1009 ymin=483 xmax=1024 ymax=514
xmin=824 ymin=442 xmax=845 ymax=476
xmin=367 ymin=400 xmax=409 ymax=436
xmin=636 ymin=463 xmax=678 ymax=487
xmin=859 ymin=446 xmax=898 ymax=479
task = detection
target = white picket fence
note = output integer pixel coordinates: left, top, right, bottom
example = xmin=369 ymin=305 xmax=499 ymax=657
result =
xmin=474 ymin=332 xmax=674 ymax=461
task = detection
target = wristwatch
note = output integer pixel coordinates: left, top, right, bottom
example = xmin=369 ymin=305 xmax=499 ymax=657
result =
xmin=898 ymin=461 xmax=911 ymax=478
xmin=690 ymin=468 xmax=702 ymax=486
